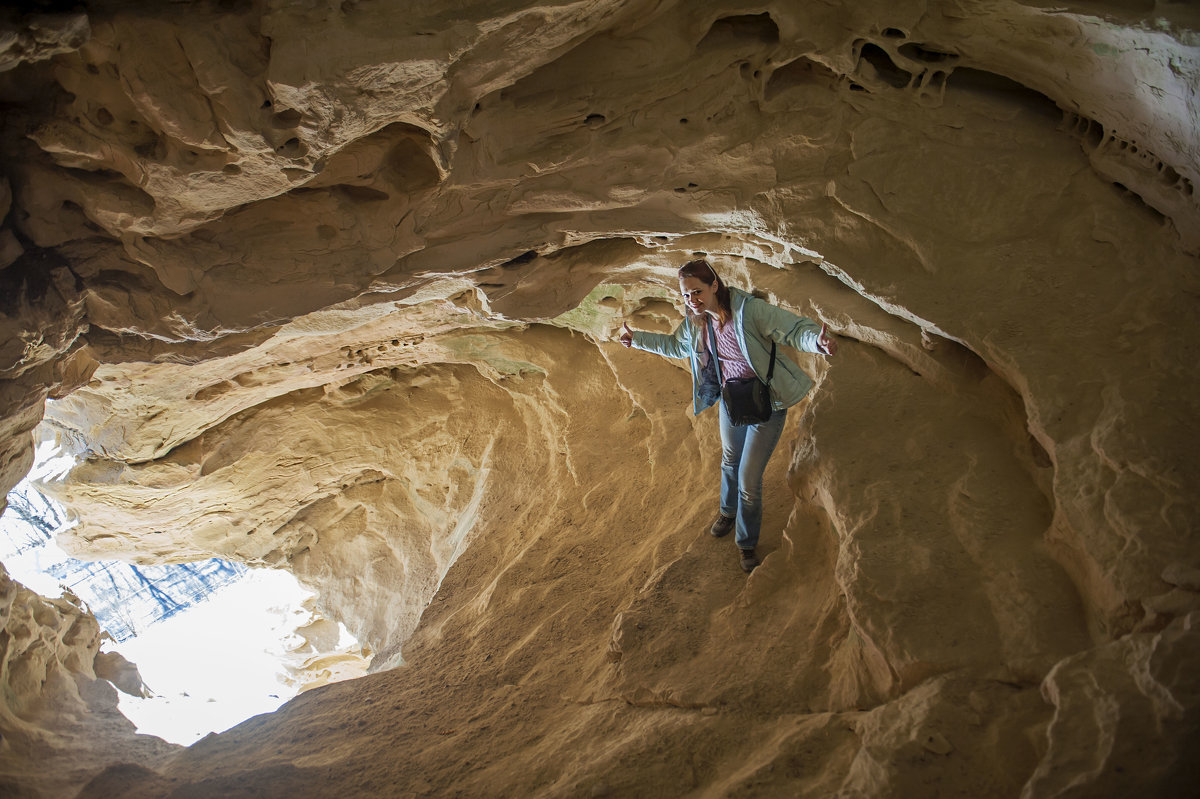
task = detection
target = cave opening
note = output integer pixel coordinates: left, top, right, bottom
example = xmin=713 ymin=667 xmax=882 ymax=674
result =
xmin=0 ymin=421 xmax=369 ymax=745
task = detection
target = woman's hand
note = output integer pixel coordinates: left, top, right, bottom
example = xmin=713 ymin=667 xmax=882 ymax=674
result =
xmin=619 ymin=322 xmax=634 ymax=348
xmin=817 ymin=323 xmax=838 ymax=356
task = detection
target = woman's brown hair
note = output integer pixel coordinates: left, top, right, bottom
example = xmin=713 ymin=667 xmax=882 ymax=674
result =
xmin=678 ymin=259 xmax=732 ymax=317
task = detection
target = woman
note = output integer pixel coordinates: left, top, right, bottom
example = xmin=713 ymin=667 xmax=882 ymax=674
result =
xmin=619 ymin=259 xmax=837 ymax=573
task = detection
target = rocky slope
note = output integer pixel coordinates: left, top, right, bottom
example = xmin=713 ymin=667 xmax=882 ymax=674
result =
xmin=1 ymin=0 xmax=1198 ymax=796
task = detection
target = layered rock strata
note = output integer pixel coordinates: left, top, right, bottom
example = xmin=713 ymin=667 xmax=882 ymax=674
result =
xmin=0 ymin=1 xmax=1198 ymax=797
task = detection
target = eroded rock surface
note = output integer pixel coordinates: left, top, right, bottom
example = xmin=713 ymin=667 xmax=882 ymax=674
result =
xmin=0 ymin=563 xmax=175 ymax=798
xmin=1 ymin=0 xmax=1197 ymax=796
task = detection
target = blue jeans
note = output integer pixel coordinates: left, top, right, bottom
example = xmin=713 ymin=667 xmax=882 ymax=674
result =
xmin=718 ymin=402 xmax=788 ymax=550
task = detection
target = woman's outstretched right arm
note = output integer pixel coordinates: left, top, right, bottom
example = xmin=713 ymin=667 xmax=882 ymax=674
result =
xmin=620 ymin=318 xmax=691 ymax=359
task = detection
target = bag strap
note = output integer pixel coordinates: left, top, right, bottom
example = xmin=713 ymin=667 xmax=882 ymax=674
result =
xmin=707 ymin=315 xmax=777 ymax=384
xmin=705 ymin=316 xmax=723 ymax=382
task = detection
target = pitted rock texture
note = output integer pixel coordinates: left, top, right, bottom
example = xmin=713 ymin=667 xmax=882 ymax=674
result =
xmin=1 ymin=0 xmax=1198 ymax=797
xmin=0 ymin=563 xmax=175 ymax=799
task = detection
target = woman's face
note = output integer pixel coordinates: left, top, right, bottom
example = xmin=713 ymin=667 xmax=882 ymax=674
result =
xmin=680 ymin=276 xmax=718 ymax=316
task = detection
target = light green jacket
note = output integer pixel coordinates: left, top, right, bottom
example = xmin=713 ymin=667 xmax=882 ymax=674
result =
xmin=630 ymin=287 xmax=824 ymax=415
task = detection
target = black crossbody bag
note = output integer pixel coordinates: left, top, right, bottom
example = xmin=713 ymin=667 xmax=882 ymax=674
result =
xmin=706 ymin=317 xmax=776 ymax=426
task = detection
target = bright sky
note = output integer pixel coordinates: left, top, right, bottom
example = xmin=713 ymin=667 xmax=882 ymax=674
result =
xmin=111 ymin=568 xmax=315 ymax=745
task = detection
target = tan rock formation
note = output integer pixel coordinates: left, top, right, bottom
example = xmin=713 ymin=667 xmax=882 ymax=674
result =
xmin=0 ymin=563 xmax=175 ymax=798
xmin=1 ymin=0 xmax=1198 ymax=797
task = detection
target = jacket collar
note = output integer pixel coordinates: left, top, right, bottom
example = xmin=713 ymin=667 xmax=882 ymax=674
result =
xmin=728 ymin=286 xmax=749 ymax=316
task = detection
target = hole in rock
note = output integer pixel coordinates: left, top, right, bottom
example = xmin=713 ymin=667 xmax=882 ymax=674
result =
xmin=384 ymin=131 xmax=442 ymax=192
xmin=765 ymin=56 xmax=839 ymax=100
xmin=272 ymin=109 xmax=303 ymax=128
xmin=858 ymin=43 xmax=912 ymax=88
xmin=1074 ymin=115 xmax=1105 ymax=150
xmin=277 ymin=137 xmax=306 ymax=157
xmin=0 ymin=430 xmax=368 ymax=745
xmin=134 ymin=137 xmax=164 ymax=159
xmin=699 ymin=13 xmax=781 ymax=49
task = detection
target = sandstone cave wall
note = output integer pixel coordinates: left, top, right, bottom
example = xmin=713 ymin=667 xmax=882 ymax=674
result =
xmin=1 ymin=1 xmax=1198 ymax=797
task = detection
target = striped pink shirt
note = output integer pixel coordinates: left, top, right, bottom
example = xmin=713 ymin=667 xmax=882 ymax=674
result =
xmin=707 ymin=319 xmax=756 ymax=380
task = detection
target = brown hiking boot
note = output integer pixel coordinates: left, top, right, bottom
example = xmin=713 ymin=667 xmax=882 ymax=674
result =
xmin=710 ymin=514 xmax=734 ymax=538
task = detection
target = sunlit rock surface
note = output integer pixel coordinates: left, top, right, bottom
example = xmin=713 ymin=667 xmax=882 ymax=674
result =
xmin=1 ymin=0 xmax=1198 ymax=796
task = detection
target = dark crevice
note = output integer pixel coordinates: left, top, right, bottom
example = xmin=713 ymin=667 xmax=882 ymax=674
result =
xmin=1111 ymin=182 xmax=1167 ymax=223
xmin=898 ymin=43 xmax=957 ymax=64
xmin=0 ymin=243 xmax=76 ymax=314
xmin=334 ymin=185 xmax=389 ymax=202
xmin=501 ymin=250 xmax=538 ymax=268
xmin=946 ymin=68 xmax=1062 ymax=123
xmin=1 ymin=0 xmax=85 ymax=13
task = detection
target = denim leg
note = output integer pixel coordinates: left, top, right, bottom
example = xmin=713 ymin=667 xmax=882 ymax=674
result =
xmin=718 ymin=400 xmax=747 ymax=520
xmin=718 ymin=404 xmax=788 ymax=550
